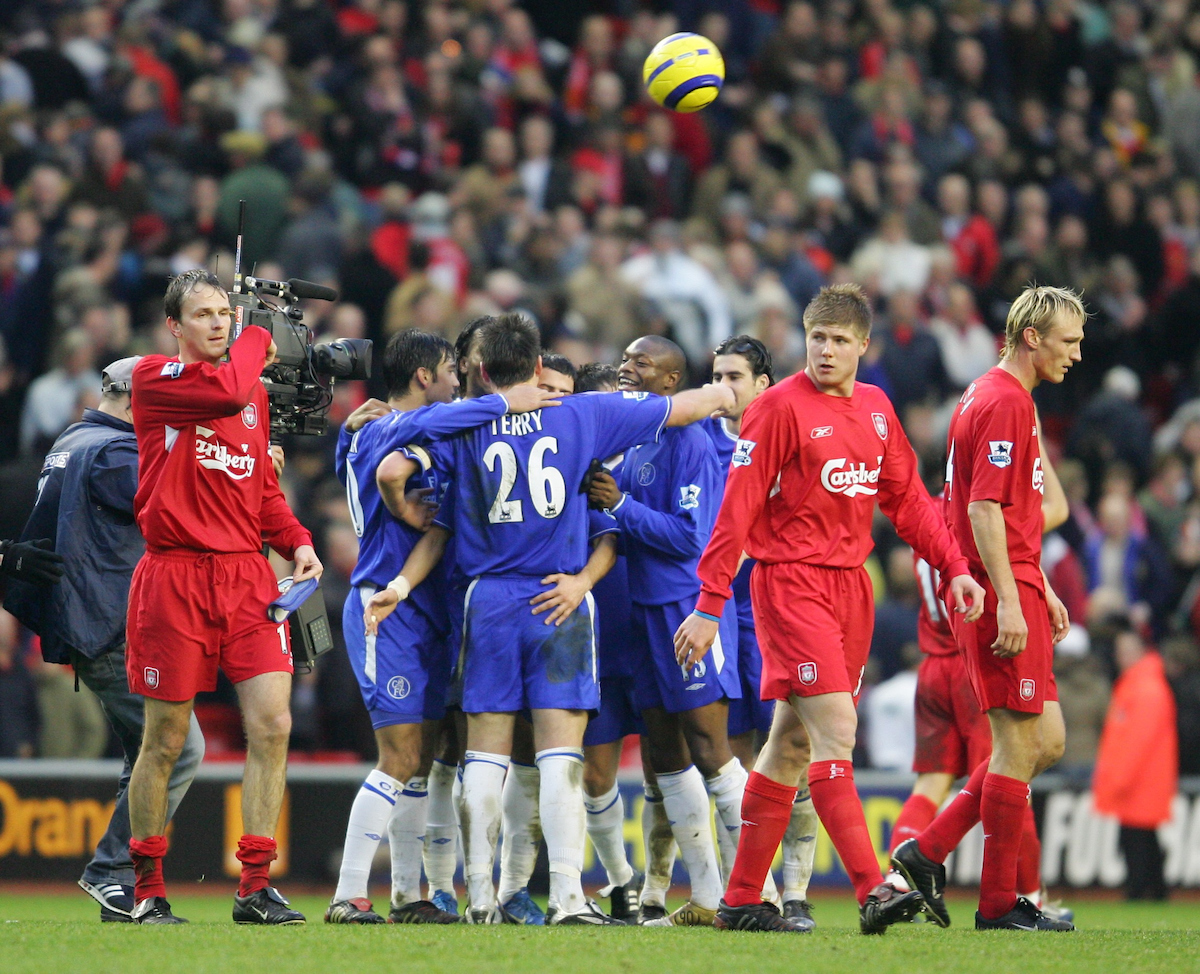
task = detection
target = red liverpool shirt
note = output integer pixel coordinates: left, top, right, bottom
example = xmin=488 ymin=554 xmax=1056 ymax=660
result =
xmin=696 ymin=370 xmax=968 ymax=617
xmin=131 ymin=325 xmax=312 ymax=558
xmin=944 ymin=366 xmax=1044 ymax=591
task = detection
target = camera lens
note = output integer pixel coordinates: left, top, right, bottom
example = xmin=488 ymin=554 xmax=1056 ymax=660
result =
xmin=309 ymin=338 xmax=373 ymax=380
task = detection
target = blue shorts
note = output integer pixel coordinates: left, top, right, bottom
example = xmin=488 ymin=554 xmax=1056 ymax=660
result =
xmin=630 ymin=598 xmax=740 ymax=714
xmin=584 ymin=674 xmax=645 ymax=746
xmin=343 ymin=586 xmax=452 ymax=729
xmin=460 ymin=575 xmax=599 ymax=714
xmin=727 ymin=623 xmax=773 ymax=737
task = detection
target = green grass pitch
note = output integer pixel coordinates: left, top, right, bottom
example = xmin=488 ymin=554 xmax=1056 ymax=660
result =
xmin=0 ymin=891 xmax=1197 ymax=974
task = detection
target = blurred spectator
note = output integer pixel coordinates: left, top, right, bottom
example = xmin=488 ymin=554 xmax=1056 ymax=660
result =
xmin=1162 ymin=635 xmax=1200 ymax=776
xmin=877 ymin=290 xmax=949 ymax=413
xmin=0 ymin=609 xmax=37 ymax=758
xmin=620 ymin=218 xmax=731 ymax=365
xmin=851 ymin=210 xmax=931 ymax=297
xmin=1093 ymin=622 xmax=1177 ymax=901
xmin=624 ymin=112 xmax=692 ymax=220
xmin=929 ymin=283 xmax=997 ymax=390
xmin=938 ymin=173 xmax=999 ymax=290
xmin=19 ymin=329 xmax=100 ymax=457
xmin=870 ymin=546 xmax=920 ymax=683
xmin=1082 ymin=491 xmax=1174 ymax=631
xmin=863 ymin=649 xmax=918 ymax=772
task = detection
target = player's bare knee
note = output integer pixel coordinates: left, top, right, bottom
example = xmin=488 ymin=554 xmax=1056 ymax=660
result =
xmin=582 ymin=761 xmax=612 ymax=797
xmin=247 ymin=708 xmax=291 ymax=750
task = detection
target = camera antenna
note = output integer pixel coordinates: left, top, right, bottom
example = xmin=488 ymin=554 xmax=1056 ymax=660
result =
xmin=232 ymin=199 xmax=246 ymax=294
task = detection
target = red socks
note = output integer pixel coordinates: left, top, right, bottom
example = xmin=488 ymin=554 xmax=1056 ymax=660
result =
xmin=978 ymin=773 xmax=1030 ymax=920
xmin=1016 ymin=800 xmax=1041 ymax=897
xmin=808 ymin=760 xmax=881 ymax=904
xmin=130 ymin=834 xmax=168 ymax=904
xmin=236 ymin=834 xmax=278 ymax=897
xmin=890 ymin=794 xmax=938 ymax=854
xmin=724 ymin=772 xmax=797 ymax=907
xmin=916 ymin=759 xmax=988 ymax=863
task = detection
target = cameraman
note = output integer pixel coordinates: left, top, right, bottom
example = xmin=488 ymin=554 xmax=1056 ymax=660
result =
xmin=3 ymin=358 xmax=206 ymax=922
xmin=125 ymin=269 xmax=321 ymax=925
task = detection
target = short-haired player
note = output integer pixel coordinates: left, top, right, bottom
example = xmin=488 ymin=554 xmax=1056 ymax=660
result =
xmin=675 ymin=284 xmax=985 ymax=934
xmin=890 ymin=285 xmax=1084 ymax=932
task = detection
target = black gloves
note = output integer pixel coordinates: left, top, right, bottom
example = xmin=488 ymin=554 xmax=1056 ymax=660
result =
xmin=0 ymin=539 xmax=65 ymax=585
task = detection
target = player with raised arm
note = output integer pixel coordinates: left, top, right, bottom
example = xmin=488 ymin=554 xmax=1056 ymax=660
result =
xmin=586 ymin=335 xmax=743 ymax=927
xmin=326 ymin=329 xmax=556 ymax=925
xmin=705 ymin=336 xmax=820 ymax=928
xmin=124 ymin=269 xmax=322 ymax=925
xmin=369 ymin=314 xmax=734 ymax=924
xmin=673 ymin=284 xmax=985 ymax=935
xmin=889 ymin=286 xmax=1084 ymax=933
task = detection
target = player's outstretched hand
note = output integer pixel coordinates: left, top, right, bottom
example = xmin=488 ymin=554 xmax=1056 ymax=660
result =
xmin=1045 ymin=585 xmax=1070 ymax=645
xmin=674 ymin=612 xmax=719 ymax=668
xmin=398 ymin=487 xmax=439 ymax=531
xmin=503 ymin=385 xmax=562 ymax=413
xmin=264 ymin=338 xmax=277 ymax=371
xmin=270 ymin=444 xmax=285 ymax=479
xmin=531 ymin=573 xmax=590 ymax=626
xmin=587 ymin=470 xmax=623 ymax=510
xmin=292 ymin=544 xmax=323 ymax=584
xmin=345 ymin=398 xmax=392 ymax=432
xmin=947 ymin=573 xmax=985 ymax=624
xmin=992 ymin=595 xmax=1028 ymax=657
xmin=364 ymin=586 xmax=403 ymax=636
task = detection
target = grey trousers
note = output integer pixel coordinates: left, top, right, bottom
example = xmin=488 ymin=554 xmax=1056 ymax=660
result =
xmin=75 ymin=646 xmax=206 ymax=886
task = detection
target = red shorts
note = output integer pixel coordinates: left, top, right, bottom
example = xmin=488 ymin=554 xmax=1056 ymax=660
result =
xmin=750 ymin=562 xmax=874 ymax=703
xmin=126 ymin=549 xmax=292 ymax=702
xmin=912 ymin=652 xmax=993 ymax=776
xmin=952 ymin=577 xmax=1058 ymax=715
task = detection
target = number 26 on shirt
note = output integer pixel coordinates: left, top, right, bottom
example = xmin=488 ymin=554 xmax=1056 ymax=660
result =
xmin=483 ymin=435 xmax=566 ymax=523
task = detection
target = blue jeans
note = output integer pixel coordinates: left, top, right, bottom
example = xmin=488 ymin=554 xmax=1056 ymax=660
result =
xmin=75 ymin=646 xmax=205 ymax=887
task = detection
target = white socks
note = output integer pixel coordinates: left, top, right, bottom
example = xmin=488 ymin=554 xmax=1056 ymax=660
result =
xmin=498 ymin=761 xmax=542 ymax=903
xmin=536 ymin=747 xmax=587 ymax=916
xmin=333 ymin=769 xmax=403 ymax=903
xmin=584 ymin=782 xmax=634 ymax=889
xmin=657 ymin=765 xmax=723 ymax=911
xmin=389 ymin=776 xmax=428 ymax=907
xmin=461 ymin=750 xmax=509 ymax=911
xmin=641 ymin=780 xmax=677 ymax=907
xmin=782 ymin=787 xmax=819 ymax=903
xmin=705 ymin=757 xmax=748 ymax=885
xmin=423 ymin=759 xmax=458 ymax=897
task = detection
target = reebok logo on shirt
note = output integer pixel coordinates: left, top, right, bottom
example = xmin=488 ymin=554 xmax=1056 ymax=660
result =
xmin=195 ymin=426 xmax=256 ymax=480
xmin=820 ymin=457 xmax=883 ymax=497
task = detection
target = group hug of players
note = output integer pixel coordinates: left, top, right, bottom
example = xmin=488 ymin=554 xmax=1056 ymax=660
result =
xmin=324 ymin=280 xmax=1086 ymax=933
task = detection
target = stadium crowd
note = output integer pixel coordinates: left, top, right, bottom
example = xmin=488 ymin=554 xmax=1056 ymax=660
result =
xmin=0 ymin=0 xmax=1199 ymax=780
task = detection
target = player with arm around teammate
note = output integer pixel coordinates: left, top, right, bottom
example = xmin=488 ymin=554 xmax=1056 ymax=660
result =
xmin=371 ymin=314 xmax=734 ymax=924
xmin=674 ymin=284 xmax=986 ymax=935
xmin=889 ymin=286 xmax=1084 ymax=933
xmin=327 ymin=329 xmax=556 ymax=924
xmin=123 ymin=270 xmax=321 ymax=925
xmin=587 ymin=336 xmax=744 ymax=927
